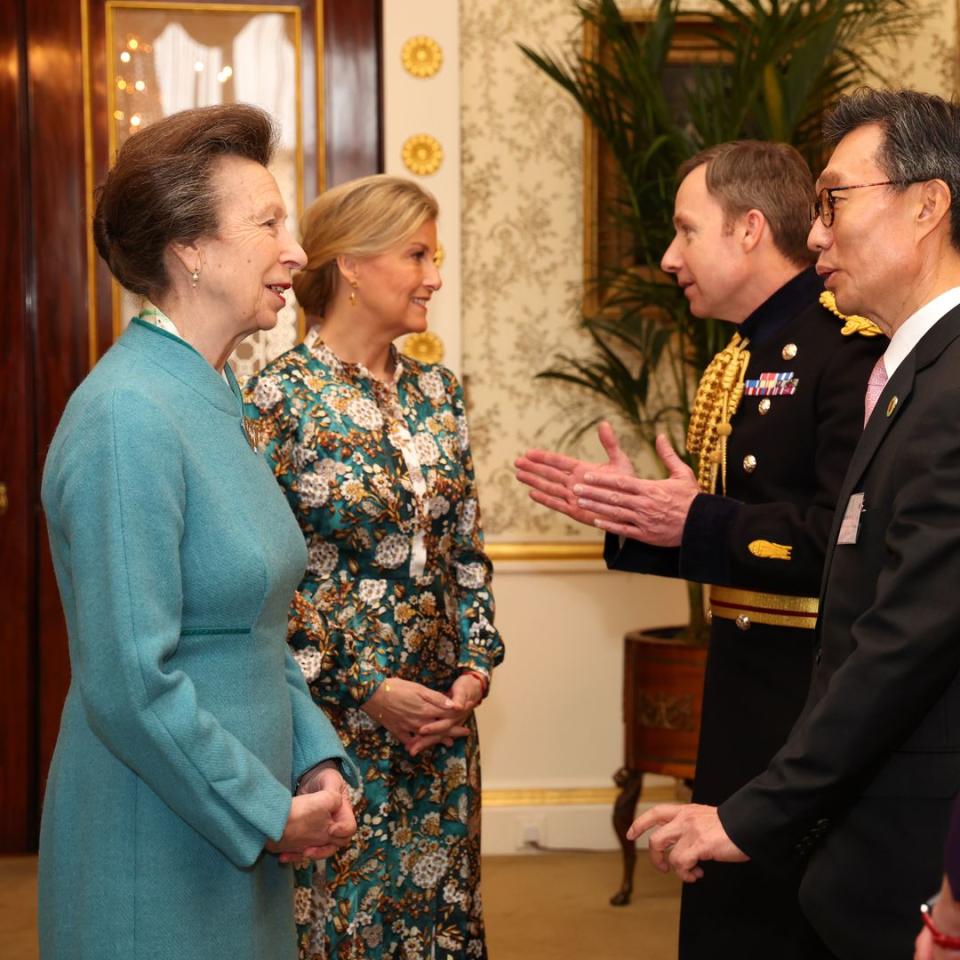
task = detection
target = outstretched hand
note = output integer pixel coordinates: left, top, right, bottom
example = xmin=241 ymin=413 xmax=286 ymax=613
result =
xmin=627 ymin=803 xmax=748 ymax=883
xmin=515 ymin=422 xmax=636 ymax=527
xmin=571 ymin=434 xmax=700 ymax=547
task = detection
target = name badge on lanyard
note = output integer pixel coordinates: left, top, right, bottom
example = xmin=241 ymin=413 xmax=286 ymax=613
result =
xmin=837 ymin=492 xmax=865 ymax=545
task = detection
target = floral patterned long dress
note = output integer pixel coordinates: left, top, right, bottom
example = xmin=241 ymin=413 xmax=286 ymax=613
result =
xmin=243 ymin=331 xmax=504 ymax=960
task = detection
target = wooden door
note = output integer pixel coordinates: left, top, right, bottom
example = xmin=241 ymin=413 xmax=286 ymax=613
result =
xmin=0 ymin=0 xmax=381 ymax=853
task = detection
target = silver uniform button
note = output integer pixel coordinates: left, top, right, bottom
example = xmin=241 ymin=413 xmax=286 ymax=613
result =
xmin=782 ymin=343 xmax=798 ymax=360
xmin=736 ymin=614 xmax=751 ymax=631
xmin=758 ymin=398 xmax=771 ymax=415
xmin=743 ymin=454 xmax=757 ymax=473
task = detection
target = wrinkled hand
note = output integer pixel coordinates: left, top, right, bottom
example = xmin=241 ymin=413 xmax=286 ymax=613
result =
xmin=407 ymin=672 xmax=483 ymax=757
xmin=515 ymin=422 xmax=636 ymax=527
xmin=627 ymin=803 xmax=748 ymax=883
xmin=571 ymin=434 xmax=699 ymax=547
xmin=362 ymin=677 xmax=470 ymax=757
xmin=267 ymin=773 xmax=356 ymax=863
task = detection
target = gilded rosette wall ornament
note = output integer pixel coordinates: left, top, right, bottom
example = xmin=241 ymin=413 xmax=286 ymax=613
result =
xmin=433 ymin=242 xmax=445 ymax=269
xmin=401 ymin=331 xmax=445 ymax=364
xmin=401 ymin=35 xmax=443 ymax=78
xmin=402 ymin=134 xmax=444 ymax=176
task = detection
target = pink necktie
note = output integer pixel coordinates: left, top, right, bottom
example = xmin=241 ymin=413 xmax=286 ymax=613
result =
xmin=863 ymin=357 xmax=888 ymax=427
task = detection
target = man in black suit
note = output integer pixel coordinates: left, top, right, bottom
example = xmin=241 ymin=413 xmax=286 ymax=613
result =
xmin=627 ymin=89 xmax=960 ymax=960
xmin=516 ymin=140 xmax=883 ymax=958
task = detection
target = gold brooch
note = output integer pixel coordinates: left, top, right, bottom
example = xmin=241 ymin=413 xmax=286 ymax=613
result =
xmin=401 ymin=134 xmax=444 ymax=176
xmin=402 ymin=331 xmax=445 ymax=364
xmin=401 ymin=35 xmax=443 ymax=78
xmin=819 ymin=291 xmax=883 ymax=337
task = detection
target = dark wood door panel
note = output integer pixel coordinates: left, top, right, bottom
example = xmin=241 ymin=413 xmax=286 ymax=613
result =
xmin=0 ymin=0 xmax=38 ymax=853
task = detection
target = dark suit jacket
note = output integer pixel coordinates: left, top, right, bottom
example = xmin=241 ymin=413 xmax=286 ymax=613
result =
xmin=720 ymin=302 xmax=960 ymax=960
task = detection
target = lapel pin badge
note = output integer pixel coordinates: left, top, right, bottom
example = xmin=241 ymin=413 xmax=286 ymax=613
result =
xmin=886 ymin=396 xmax=898 ymax=417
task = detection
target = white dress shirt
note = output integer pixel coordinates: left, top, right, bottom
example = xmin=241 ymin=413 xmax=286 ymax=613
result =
xmin=881 ymin=286 xmax=960 ymax=379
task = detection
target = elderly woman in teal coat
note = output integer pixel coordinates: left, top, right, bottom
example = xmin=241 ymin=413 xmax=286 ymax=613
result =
xmin=39 ymin=104 xmax=356 ymax=960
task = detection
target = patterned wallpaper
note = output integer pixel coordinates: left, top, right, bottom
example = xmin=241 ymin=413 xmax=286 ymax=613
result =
xmin=457 ymin=0 xmax=958 ymax=543
xmin=459 ymin=0 xmax=602 ymax=541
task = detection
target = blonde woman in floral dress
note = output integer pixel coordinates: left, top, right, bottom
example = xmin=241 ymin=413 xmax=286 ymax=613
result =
xmin=243 ymin=175 xmax=503 ymax=960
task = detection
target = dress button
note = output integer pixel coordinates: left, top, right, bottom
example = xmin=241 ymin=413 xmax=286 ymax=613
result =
xmin=743 ymin=454 xmax=757 ymax=473
xmin=782 ymin=343 xmax=798 ymax=360
xmin=758 ymin=398 xmax=771 ymax=415
xmin=736 ymin=614 xmax=751 ymax=631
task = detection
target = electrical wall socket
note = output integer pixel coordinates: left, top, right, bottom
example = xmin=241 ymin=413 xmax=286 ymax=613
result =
xmin=516 ymin=816 xmax=547 ymax=849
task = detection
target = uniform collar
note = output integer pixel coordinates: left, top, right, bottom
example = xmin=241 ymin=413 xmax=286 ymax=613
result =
xmin=738 ymin=267 xmax=822 ymax=346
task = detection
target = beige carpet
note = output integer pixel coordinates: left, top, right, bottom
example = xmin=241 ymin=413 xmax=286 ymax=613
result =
xmin=0 ymin=851 xmax=679 ymax=959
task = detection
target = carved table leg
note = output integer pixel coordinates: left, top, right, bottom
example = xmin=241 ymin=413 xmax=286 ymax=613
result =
xmin=610 ymin=766 xmax=644 ymax=906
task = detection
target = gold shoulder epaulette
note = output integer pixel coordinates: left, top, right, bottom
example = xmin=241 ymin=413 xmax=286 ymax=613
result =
xmin=687 ymin=332 xmax=751 ymax=496
xmin=819 ymin=291 xmax=883 ymax=337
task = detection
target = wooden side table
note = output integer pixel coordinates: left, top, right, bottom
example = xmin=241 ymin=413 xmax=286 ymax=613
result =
xmin=610 ymin=630 xmax=707 ymax=906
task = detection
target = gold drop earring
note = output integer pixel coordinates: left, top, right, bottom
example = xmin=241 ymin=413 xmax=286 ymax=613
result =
xmin=191 ymin=266 xmax=201 ymax=288
xmin=349 ymin=278 xmax=359 ymax=307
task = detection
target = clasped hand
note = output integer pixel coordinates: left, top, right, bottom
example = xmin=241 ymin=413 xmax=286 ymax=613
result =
xmin=268 ymin=766 xmax=357 ymax=863
xmin=514 ymin=423 xmax=699 ymax=547
xmin=363 ymin=674 xmax=483 ymax=757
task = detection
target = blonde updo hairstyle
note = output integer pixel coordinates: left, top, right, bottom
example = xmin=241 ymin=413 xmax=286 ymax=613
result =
xmin=293 ymin=174 xmax=440 ymax=317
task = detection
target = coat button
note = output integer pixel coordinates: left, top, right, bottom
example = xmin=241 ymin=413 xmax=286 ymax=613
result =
xmin=782 ymin=343 xmax=798 ymax=360
xmin=736 ymin=614 xmax=751 ymax=631
xmin=758 ymin=398 xmax=771 ymax=415
xmin=743 ymin=454 xmax=757 ymax=473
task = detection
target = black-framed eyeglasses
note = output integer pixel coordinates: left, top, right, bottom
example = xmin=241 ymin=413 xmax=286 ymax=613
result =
xmin=810 ymin=181 xmax=902 ymax=228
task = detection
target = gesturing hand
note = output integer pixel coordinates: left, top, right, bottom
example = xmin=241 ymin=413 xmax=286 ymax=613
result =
xmin=627 ymin=803 xmax=748 ymax=883
xmin=572 ymin=434 xmax=699 ymax=547
xmin=515 ymin=422 xmax=636 ymax=527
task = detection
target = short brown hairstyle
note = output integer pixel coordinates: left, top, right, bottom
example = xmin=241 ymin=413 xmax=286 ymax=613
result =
xmin=93 ymin=103 xmax=278 ymax=297
xmin=293 ymin=175 xmax=439 ymax=317
xmin=677 ymin=141 xmax=815 ymax=266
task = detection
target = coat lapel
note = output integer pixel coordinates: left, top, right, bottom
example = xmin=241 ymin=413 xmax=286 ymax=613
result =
xmin=820 ymin=302 xmax=960 ymax=593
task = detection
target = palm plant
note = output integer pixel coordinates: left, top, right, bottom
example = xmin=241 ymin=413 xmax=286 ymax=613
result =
xmin=519 ymin=0 xmax=918 ymax=639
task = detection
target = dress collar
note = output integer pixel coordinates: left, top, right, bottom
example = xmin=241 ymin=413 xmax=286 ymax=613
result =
xmin=303 ymin=325 xmax=405 ymax=385
xmin=124 ymin=316 xmax=243 ymax=415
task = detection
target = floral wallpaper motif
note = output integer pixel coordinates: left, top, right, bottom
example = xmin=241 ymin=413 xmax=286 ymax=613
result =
xmin=460 ymin=0 xmax=605 ymax=540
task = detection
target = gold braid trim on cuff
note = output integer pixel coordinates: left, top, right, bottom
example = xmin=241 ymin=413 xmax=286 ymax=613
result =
xmin=709 ymin=585 xmax=819 ymax=629
xmin=686 ymin=333 xmax=751 ymax=495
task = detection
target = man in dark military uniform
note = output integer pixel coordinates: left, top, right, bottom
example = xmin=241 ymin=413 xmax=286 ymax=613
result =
xmin=515 ymin=140 xmax=884 ymax=959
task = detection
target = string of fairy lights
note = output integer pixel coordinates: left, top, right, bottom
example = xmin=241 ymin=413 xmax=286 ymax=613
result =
xmin=113 ymin=32 xmax=234 ymax=139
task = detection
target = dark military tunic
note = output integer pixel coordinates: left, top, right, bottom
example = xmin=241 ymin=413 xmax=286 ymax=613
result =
xmin=605 ymin=268 xmax=885 ymax=959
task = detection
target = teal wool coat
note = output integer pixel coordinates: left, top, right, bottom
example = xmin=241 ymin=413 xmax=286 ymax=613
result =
xmin=39 ymin=319 xmax=350 ymax=960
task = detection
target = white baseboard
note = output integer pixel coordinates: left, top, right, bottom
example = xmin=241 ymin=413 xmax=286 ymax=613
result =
xmin=480 ymin=776 xmax=687 ymax=855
